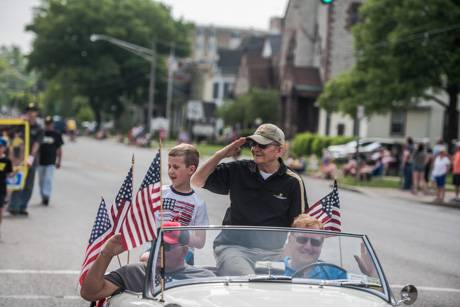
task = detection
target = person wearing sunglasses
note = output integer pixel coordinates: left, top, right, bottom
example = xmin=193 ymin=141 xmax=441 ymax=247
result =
xmin=80 ymin=222 xmax=215 ymax=302
xmin=191 ymin=123 xmax=308 ymax=276
xmin=281 ymin=214 xmax=376 ymax=279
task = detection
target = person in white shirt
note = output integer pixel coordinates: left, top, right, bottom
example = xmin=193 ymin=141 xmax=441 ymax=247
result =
xmin=140 ymin=144 xmax=209 ymax=262
xmin=431 ymin=146 xmax=451 ymax=203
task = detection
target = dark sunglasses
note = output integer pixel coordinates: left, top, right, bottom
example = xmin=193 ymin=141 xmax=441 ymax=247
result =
xmin=295 ymin=236 xmax=323 ymax=247
xmin=247 ymin=140 xmax=278 ymax=149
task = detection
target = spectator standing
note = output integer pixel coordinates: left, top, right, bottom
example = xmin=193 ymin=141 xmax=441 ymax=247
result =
xmin=401 ymin=137 xmax=414 ymax=190
xmin=411 ymin=143 xmax=427 ymax=194
xmin=0 ymin=138 xmax=13 ymax=235
xmin=66 ymin=118 xmax=77 ymax=141
xmin=431 ymin=147 xmax=451 ymax=204
xmin=432 ymin=138 xmax=445 ymax=158
xmin=452 ymin=143 xmax=460 ymax=202
xmin=8 ymin=103 xmax=43 ymax=216
xmin=38 ymin=116 xmax=64 ymax=206
xmin=424 ymin=147 xmax=434 ymax=191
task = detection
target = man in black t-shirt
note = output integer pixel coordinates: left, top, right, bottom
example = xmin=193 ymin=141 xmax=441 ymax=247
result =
xmin=38 ymin=116 xmax=63 ymax=206
xmin=0 ymin=138 xmax=13 ymax=231
xmin=9 ymin=103 xmax=44 ymax=216
xmin=191 ymin=123 xmax=308 ymax=275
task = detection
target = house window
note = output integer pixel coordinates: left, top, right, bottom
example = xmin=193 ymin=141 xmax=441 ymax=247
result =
xmin=223 ymin=82 xmax=233 ymax=98
xmin=337 ymin=123 xmax=345 ymax=136
xmin=390 ymin=111 xmax=406 ymax=136
xmin=346 ymin=2 xmax=362 ymax=30
xmin=213 ymin=82 xmax=220 ymax=99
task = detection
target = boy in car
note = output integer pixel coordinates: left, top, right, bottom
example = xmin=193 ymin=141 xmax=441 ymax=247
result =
xmin=140 ymin=143 xmax=209 ymax=262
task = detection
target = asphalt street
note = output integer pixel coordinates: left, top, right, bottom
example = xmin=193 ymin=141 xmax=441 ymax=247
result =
xmin=0 ymin=137 xmax=459 ymax=307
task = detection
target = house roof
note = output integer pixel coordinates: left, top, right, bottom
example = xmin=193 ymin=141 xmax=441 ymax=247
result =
xmin=287 ymin=66 xmax=323 ymax=94
xmin=217 ymin=48 xmax=242 ymax=75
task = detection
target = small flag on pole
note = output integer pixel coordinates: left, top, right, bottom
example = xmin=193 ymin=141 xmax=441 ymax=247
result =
xmin=305 ymin=181 xmax=341 ymax=232
xmin=79 ymin=197 xmax=113 ymax=285
xmin=120 ymin=151 xmax=161 ymax=250
xmin=111 ymin=163 xmax=133 ymax=233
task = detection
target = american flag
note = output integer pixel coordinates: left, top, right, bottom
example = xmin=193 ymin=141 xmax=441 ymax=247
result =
xmin=79 ymin=197 xmax=113 ymax=285
xmin=111 ymin=164 xmax=133 ymax=233
xmin=305 ymin=181 xmax=341 ymax=232
xmin=120 ymin=151 xmax=161 ymax=250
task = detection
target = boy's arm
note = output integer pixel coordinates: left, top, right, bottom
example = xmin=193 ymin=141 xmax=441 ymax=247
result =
xmin=191 ymin=137 xmax=246 ymax=188
xmin=80 ymin=234 xmax=124 ymax=301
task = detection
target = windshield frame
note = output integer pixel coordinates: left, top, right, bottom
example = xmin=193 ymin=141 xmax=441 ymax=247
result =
xmin=141 ymin=225 xmax=394 ymax=304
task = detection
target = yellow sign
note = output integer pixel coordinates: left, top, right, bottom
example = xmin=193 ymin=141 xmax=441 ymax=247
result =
xmin=0 ymin=119 xmax=30 ymax=190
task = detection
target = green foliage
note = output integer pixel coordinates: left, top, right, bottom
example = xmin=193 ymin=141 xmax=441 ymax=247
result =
xmin=26 ymin=0 xmax=192 ymax=127
xmin=291 ymin=132 xmax=354 ymax=157
xmin=318 ymin=0 xmax=460 ymax=143
xmin=0 ymin=46 xmax=38 ymax=110
xmin=218 ymin=88 xmax=280 ymax=128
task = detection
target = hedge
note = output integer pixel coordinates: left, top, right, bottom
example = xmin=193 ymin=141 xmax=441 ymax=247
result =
xmin=291 ymin=133 xmax=354 ymax=157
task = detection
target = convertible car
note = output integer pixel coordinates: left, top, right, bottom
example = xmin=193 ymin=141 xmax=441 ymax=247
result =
xmin=107 ymin=226 xmax=417 ymax=307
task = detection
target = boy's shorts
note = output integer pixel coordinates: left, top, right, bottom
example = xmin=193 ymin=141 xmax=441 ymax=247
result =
xmin=453 ymin=174 xmax=460 ymax=186
xmin=435 ymin=175 xmax=446 ymax=188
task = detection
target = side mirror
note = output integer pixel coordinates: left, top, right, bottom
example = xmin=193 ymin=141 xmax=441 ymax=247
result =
xmin=398 ymin=285 xmax=418 ymax=305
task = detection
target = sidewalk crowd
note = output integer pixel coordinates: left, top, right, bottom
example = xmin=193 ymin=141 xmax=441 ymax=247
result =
xmin=286 ymin=136 xmax=460 ymax=206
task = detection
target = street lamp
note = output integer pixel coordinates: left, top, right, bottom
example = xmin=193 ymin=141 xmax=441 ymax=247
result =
xmin=90 ymin=34 xmax=156 ymax=133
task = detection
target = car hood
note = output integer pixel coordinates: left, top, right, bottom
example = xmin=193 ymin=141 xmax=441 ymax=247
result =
xmin=109 ymin=283 xmax=390 ymax=307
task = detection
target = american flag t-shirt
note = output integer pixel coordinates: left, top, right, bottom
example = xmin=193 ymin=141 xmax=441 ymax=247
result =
xmin=79 ymin=197 xmax=113 ymax=285
xmin=121 ymin=151 xmax=161 ymax=250
xmin=305 ymin=181 xmax=341 ymax=232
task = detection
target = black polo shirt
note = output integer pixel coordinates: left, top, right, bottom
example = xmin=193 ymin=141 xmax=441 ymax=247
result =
xmin=204 ymin=159 xmax=308 ymax=227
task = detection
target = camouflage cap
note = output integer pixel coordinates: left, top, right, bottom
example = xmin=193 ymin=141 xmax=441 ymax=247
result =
xmin=247 ymin=123 xmax=285 ymax=145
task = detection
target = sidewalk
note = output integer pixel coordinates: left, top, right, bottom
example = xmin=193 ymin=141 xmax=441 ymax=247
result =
xmin=339 ymin=182 xmax=460 ymax=209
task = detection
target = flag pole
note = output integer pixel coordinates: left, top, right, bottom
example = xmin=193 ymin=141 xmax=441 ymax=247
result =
xmin=159 ymin=136 xmax=166 ymax=302
xmin=126 ymin=155 xmax=135 ymax=265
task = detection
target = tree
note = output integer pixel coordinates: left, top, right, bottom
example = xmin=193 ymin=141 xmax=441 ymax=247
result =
xmin=218 ymin=88 xmax=280 ymax=129
xmin=26 ymin=0 xmax=191 ymax=128
xmin=0 ymin=46 xmax=38 ymax=111
xmin=319 ymin=0 xmax=460 ymax=148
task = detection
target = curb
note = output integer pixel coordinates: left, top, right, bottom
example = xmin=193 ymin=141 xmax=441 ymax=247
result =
xmin=338 ymin=183 xmax=460 ymax=209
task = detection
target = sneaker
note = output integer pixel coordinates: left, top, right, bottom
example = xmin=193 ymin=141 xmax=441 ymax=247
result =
xmin=18 ymin=210 xmax=29 ymax=216
xmin=7 ymin=209 xmax=19 ymax=216
xmin=42 ymin=198 xmax=49 ymax=206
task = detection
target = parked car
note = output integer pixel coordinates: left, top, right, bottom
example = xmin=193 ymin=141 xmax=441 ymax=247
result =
xmin=326 ymin=138 xmax=399 ymax=161
xmin=106 ymin=226 xmax=417 ymax=307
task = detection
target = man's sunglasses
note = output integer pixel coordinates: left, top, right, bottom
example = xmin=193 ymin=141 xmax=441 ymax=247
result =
xmin=295 ymin=236 xmax=323 ymax=247
xmin=247 ymin=140 xmax=278 ymax=149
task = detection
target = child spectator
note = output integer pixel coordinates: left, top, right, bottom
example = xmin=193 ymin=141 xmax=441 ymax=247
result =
xmin=140 ymin=143 xmax=208 ymax=263
xmin=411 ymin=143 xmax=427 ymax=194
xmin=0 ymin=138 xmax=13 ymax=236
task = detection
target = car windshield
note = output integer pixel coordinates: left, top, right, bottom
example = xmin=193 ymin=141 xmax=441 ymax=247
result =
xmin=147 ymin=226 xmax=389 ymax=300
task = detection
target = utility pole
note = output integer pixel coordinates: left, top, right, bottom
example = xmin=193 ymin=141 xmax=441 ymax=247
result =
xmin=165 ymin=45 xmax=175 ymax=138
xmin=90 ymin=34 xmax=157 ymax=133
xmin=147 ymin=40 xmax=156 ymax=133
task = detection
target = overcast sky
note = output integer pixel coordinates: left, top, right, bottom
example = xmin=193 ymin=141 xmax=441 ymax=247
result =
xmin=0 ymin=0 xmax=288 ymax=53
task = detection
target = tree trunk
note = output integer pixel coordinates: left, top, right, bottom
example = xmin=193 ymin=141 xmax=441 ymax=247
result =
xmin=443 ymin=85 xmax=459 ymax=153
